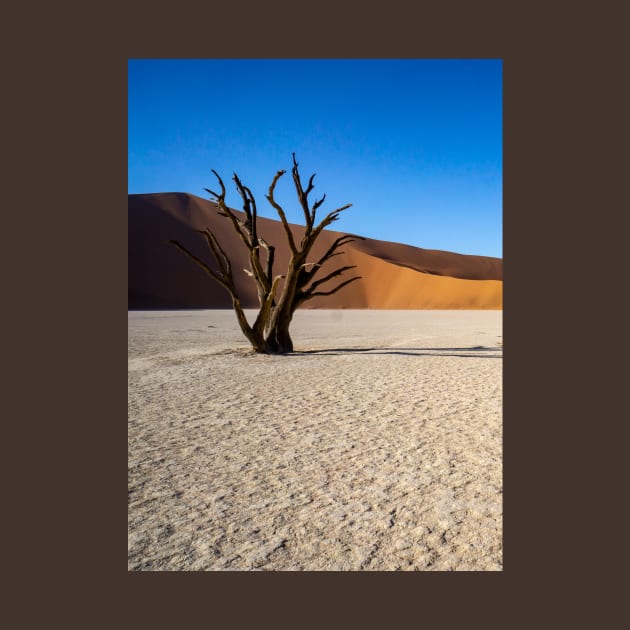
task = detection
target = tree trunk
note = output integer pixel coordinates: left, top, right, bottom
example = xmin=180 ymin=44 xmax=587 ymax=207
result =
xmin=266 ymin=315 xmax=294 ymax=353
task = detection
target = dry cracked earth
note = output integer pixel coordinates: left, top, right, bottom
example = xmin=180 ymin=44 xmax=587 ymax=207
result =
xmin=128 ymin=310 xmax=502 ymax=571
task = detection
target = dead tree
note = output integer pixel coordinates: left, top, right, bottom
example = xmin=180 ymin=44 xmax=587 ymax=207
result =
xmin=170 ymin=154 xmax=363 ymax=353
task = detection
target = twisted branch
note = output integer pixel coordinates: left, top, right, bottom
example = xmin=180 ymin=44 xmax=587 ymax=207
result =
xmin=204 ymin=170 xmax=251 ymax=247
xmin=301 ymin=276 xmax=362 ymax=302
xmin=169 ymin=239 xmax=232 ymax=293
xmin=300 ymin=234 xmax=365 ymax=285
xmin=291 ymin=153 xmax=315 ymax=229
xmin=265 ymin=169 xmax=297 ymax=254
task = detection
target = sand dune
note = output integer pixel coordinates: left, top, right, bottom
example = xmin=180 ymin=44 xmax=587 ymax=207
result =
xmin=128 ymin=192 xmax=502 ymax=309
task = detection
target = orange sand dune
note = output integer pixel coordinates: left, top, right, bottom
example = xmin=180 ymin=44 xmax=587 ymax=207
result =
xmin=128 ymin=192 xmax=502 ymax=309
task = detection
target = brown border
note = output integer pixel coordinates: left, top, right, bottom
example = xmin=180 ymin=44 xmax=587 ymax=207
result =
xmin=13 ymin=0 xmax=621 ymax=625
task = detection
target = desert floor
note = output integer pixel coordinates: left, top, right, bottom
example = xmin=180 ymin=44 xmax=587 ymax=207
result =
xmin=128 ymin=309 xmax=502 ymax=571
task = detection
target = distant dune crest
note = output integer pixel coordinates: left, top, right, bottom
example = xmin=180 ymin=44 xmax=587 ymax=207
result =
xmin=129 ymin=192 xmax=502 ymax=309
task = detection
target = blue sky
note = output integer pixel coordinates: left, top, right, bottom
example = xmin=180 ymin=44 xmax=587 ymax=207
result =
xmin=128 ymin=59 xmax=502 ymax=258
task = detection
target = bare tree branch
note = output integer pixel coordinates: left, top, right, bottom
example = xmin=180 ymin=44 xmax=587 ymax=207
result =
xmin=206 ymin=171 xmax=271 ymax=299
xmin=197 ymin=228 xmax=232 ymax=277
xmin=303 ymin=204 xmax=353 ymax=252
xmin=205 ymin=172 xmax=252 ymax=247
xmin=302 ymin=275 xmax=362 ymax=300
xmin=204 ymin=169 xmax=226 ymax=201
xmin=232 ymin=173 xmax=256 ymax=242
xmin=265 ymin=169 xmax=297 ymax=254
xmin=300 ymin=234 xmax=365 ymax=286
xmin=243 ymin=185 xmax=258 ymax=243
xmin=317 ymin=234 xmax=362 ymax=264
xmin=259 ymin=237 xmax=276 ymax=285
xmin=318 ymin=204 xmax=353 ymax=229
xmin=311 ymin=193 xmax=326 ymax=224
xmin=291 ymin=153 xmax=314 ymax=229
xmin=306 ymin=265 xmax=358 ymax=293
xmin=169 ymin=239 xmax=232 ymax=293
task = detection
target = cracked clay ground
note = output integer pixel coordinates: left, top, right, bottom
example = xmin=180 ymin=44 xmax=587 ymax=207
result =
xmin=128 ymin=310 xmax=502 ymax=570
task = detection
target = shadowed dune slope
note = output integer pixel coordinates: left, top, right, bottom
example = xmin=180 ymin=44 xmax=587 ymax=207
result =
xmin=129 ymin=192 xmax=502 ymax=309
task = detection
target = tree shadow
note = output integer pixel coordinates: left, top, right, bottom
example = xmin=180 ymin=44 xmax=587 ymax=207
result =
xmin=292 ymin=345 xmax=502 ymax=358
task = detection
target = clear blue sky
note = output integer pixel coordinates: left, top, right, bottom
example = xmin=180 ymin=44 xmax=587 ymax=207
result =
xmin=128 ymin=59 xmax=502 ymax=258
